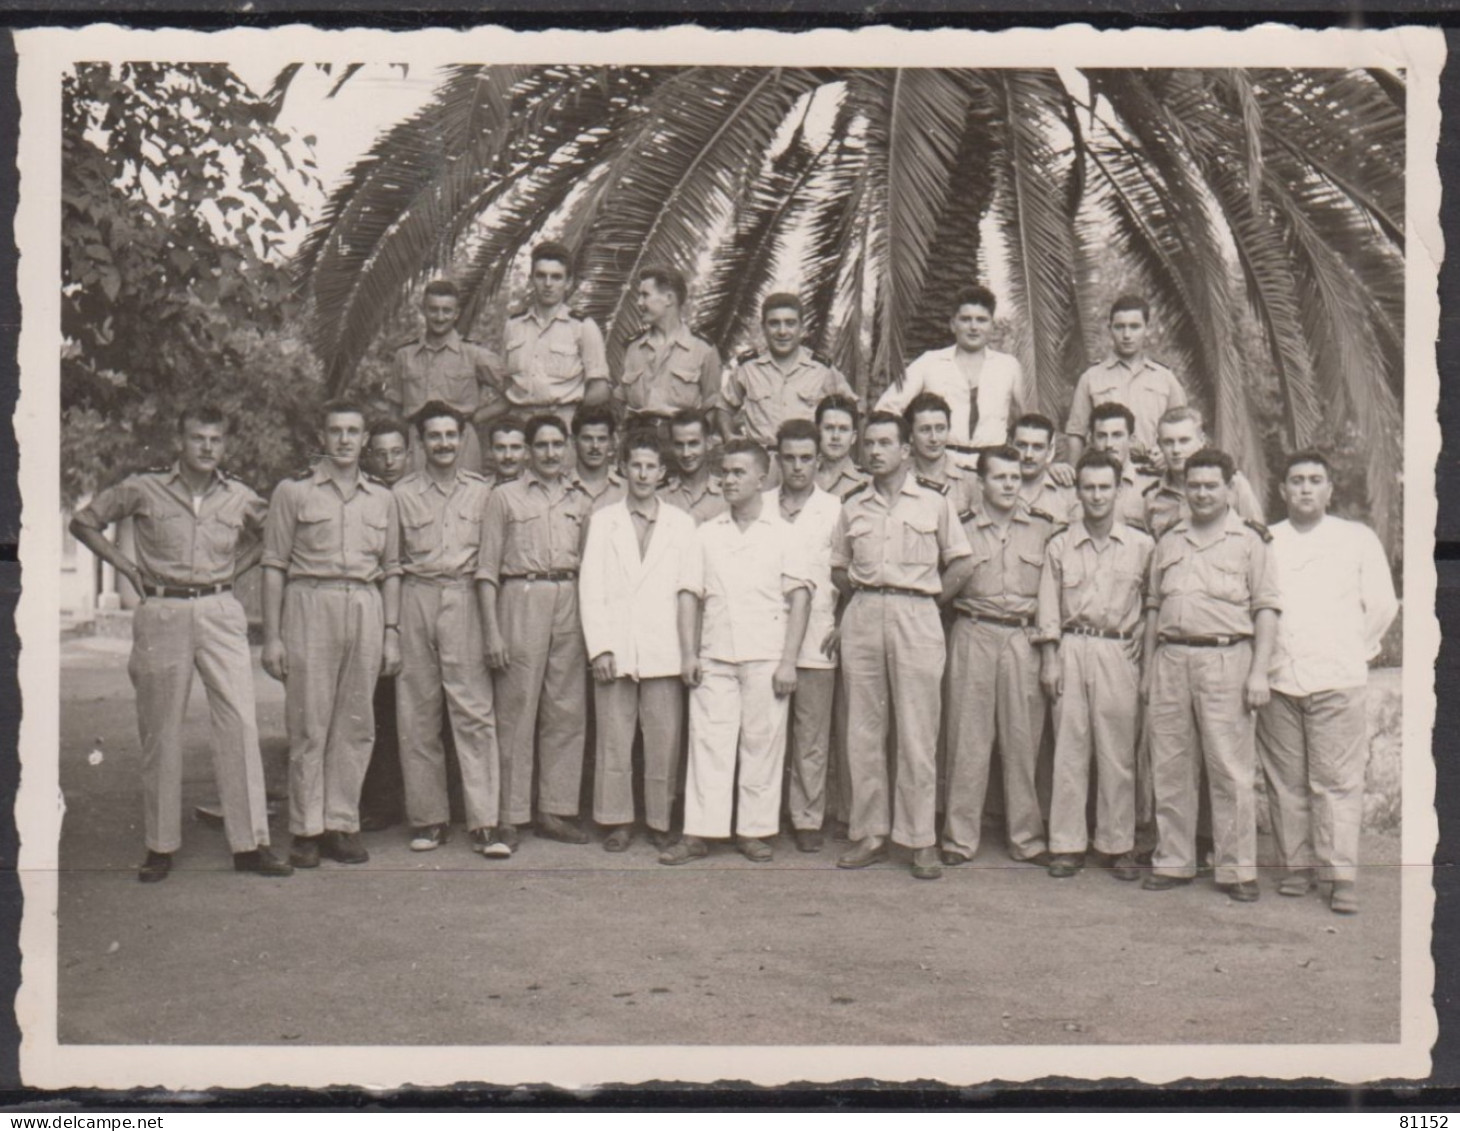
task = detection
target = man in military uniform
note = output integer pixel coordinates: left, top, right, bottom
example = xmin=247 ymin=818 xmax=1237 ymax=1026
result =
xmin=261 ymin=401 xmax=400 ymax=869
xmin=1065 ymin=294 xmax=1187 ymax=467
xmin=1087 ymin=402 xmax=1158 ymax=532
xmin=831 ymin=411 xmax=973 ymax=880
xmin=1257 ymin=450 xmax=1397 ymax=914
xmin=661 ymin=409 xmax=727 ymax=525
xmin=569 ymin=402 xmax=626 ymax=513
xmin=617 ymin=266 xmax=722 ymax=436
xmin=1142 ymin=448 xmax=1280 ymax=902
xmin=477 ymin=414 xmax=593 ymax=850
xmin=941 ymin=445 xmax=1060 ymax=869
xmin=903 ymin=392 xmax=981 ymax=515
xmin=391 ymin=402 xmax=507 ymax=859
xmin=814 ymin=394 xmax=868 ymax=501
xmin=485 ymin=416 xmax=528 ymax=490
xmin=1038 ymin=451 xmax=1155 ymax=881
xmin=498 ymin=241 xmax=611 ymax=434
xmin=1145 ymin=406 xmax=1265 ymax=539
xmin=1013 ymin=413 xmax=1078 ymax=522
xmin=388 ymin=279 xmax=500 ymax=475
xmin=70 ymin=405 xmax=292 ymax=882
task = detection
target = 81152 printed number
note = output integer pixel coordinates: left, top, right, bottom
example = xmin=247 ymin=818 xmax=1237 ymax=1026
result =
xmin=1401 ymin=1118 xmax=1448 ymax=1128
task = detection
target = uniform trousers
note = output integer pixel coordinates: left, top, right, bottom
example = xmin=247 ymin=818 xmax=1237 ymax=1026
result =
xmin=786 ymin=667 xmax=836 ymax=832
xmin=841 ymin=593 xmax=945 ymax=849
xmin=282 ymin=580 xmax=384 ymax=837
xmin=593 ymin=675 xmax=683 ymax=832
xmin=359 ymin=677 xmax=404 ymax=822
xmin=943 ymin=618 xmax=1049 ymax=861
xmin=1256 ymin=686 xmax=1368 ymax=884
xmin=1148 ymin=641 xmax=1257 ymax=885
xmin=494 ymin=577 xmax=587 ymax=827
xmin=685 ymin=659 xmax=789 ymax=839
xmin=397 ymin=578 xmax=500 ymax=831
xmin=1048 ymin=635 xmax=1139 ymax=856
xmin=825 ymin=671 xmax=854 ymax=826
xmin=128 ymin=593 xmax=270 ymax=854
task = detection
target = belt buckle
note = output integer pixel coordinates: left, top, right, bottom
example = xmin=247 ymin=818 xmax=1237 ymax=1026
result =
xmin=1215 ymin=634 xmax=1234 ymax=647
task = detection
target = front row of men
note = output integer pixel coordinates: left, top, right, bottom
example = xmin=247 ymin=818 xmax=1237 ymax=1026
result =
xmin=73 ymin=392 xmax=1397 ymax=915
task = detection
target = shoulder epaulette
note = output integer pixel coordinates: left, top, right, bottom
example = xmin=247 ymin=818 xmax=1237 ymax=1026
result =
xmin=810 ymin=350 xmax=835 ymax=368
xmin=1244 ymin=518 xmax=1273 ymax=543
xmin=141 ymin=463 xmax=172 ymax=476
xmin=460 ymin=470 xmax=488 ymax=482
xmin=221 ymin=469 xmax=254 ymax=490
xmin=391 ymin=335 xmax=420 ymax=351
xmin=1048 ymin=522 xmax=1069 ymax=537
xmin=290 ymin=466 xmax=314 ymax=481
xmin=735 ymin=346 xmax=759 ymax=365
xmin=915 ymin=475 xmax=949 ymax=496
xmin=957 ymin=509 xmax=976 ymax=524
xmin=361 ymin=469 xmax=387 ymax=487
xmin=567 ymin=307 xmax=587 ymax=321
xmin=1028 ymin=506 xmax=1056 ymax=524
xmin=1141 ymin=479 xmax=1163 ymax=496
xmin=843 ymin=482 xmax=870 ymax=502
xmin=507 ymin=306 xmax=530 ymax=319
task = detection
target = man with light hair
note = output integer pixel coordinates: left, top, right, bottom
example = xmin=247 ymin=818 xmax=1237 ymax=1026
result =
xmin=1144 ymin=405 xmax=1264 ymax=538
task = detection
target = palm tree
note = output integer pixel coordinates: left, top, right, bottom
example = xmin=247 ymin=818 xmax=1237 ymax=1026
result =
xmin=294 ymin=65 xmax=1405 ymax=544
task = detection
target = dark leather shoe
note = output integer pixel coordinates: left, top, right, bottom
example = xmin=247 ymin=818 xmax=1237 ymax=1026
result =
xmin=1015 ymin=851 xmax=1054 ymax=867
xmin=288 ymin=836 xmax=320 ymax=869
xmin=1224 ymin=880 xmax=1261 ymax=903
xmin=910 ymin=846 xmax=943 ymax=880
xmin=234 ymin=847 xmax=294 ymax=877
xmin=1330 ymin=880 xmax=1359 ymax=914
xmin=939 ymin=850 xmax=972 ymax=867
xmin=836 ymin=837 xmax=888 ymax=869
xmin=603 ymin=826 xmax=634 ymax=853
xmin=737 ymin=836 xmax=773 ymax=863
xmin=1047 ymin=853 xmax=1084 ymax=879
xmin=1278 ymin=872 xmax=1314 ymax=897
xmin=1111 ymin=852 xmax=1142 ymax=882
xmin=658 ymin=836 xmax=709 ymax=866
xmin=321 ymin=830 xmax=369 ymax=864
xmin=498 ymin=824 xmax=521 ymax=851
xmin=537 ymin=814 xmax=590 ymax=845
xmin=793 ymin=828 xmax=824 ymax=854
xmin=138 ymin=850 xmax=171 ymax=884
xmin=648 ymin=829 xmax=678 ymax=850
xmin=1142 ymin=873 xmax=1192 ymax=891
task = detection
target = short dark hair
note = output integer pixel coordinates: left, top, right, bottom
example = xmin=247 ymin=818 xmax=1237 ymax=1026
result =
xmin=623 ymin=429 xmax=665 ymax=465
xmin=952 ymin=284 xmax=997 ymax=319
xmin=530 ymin=241 xmax=574 ymax=274
xmin=1282 ymin=449 xmax=1333 ymax=479
xmin=722 ymin=437 xmax=770 ymax=474
xmin=761 ymin=292 xmax=803 ymax=321
xmin=367 ymin=417 xmax=410 ymax=447
xmin=1109 ymin=294 xmax=1150 ymax=323
xmin=1012 ymin=413 xmax=1057 ymax=443
xmin=638 ymin=266 xmax=688 ymax=308
xmin=571 ymin=401 xmax=617 ymax=437
xmin=815 ymin=394 xmax=860 ymax=431
xmin=978 ymin=444 xmax=1022 ymax=478
xmin=177 ymin=404 xmax=229 ymax=434
xmin=776 ymin=418 xmax=820 ymax=451
xmin=423 ymin=278 xmax=461 ymax=302
xmin=486 ymin=416 xmax=527 ymax=445
xmin=1184 ymin=447 xmax=1236 ymax=485
xmin=1090 ymin=401 xmax=1136 ymax=435
xmin=1075 ymin=449 xmax=1123 ymax=484
xmin=319 ymin=399 xmax=368 ymax=429
xmin=524 ymin=413 xmax=568 ymax=446
xmin=668 ymin=408 xmax=709 ymax=437
xmin=411 ymin=400 xmax=467 ymax=438
xmin=864 ymin=410 xmax=910 ymax=445
xmin=903 ymin=391 xmax=952 ymax=426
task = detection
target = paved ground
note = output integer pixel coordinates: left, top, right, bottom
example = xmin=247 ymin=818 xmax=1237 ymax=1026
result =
xmin=53 ymin=637 xmax=1402 ymax=1047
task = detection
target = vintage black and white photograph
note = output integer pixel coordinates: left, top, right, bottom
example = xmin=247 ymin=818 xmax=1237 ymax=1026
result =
xmin=14 ymin=24 xmax=1441 ymax=1087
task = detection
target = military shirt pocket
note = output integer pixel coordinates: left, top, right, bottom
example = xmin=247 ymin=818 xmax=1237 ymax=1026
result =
xmin=1016 ymin=549 xmax=1046 ymax=593
xmin=362 ymin=512 xmax=390 ymax=557
xmin=1060 ymin=556 xmax=1086 ymax=589
xmin=200 ymin=512 xmax=243 ymax=563
xmin=546 ymin=341 xmax=581 ymax=380
xmin=454 ymin=503 xmax=484 ymax=552
xmin=669 ymin=361 xmax=705 ymax=407
xmin=1207 ymin=559 xmax=1247 ymax=604
xmin=402 ymin=513 xmax=438 ymax=558
xmin=901 ymin=517 xmax=939 ymax=565
xmin=296 ymin=502 xmax=336 ymax=554
xmin=141 ymin=508 xmax=193 ymax=564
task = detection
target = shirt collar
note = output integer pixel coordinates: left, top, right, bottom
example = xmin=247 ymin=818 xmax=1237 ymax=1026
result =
xmin=526 ymin=304 xmax=571 ymax=328
xmin=1071 ymin=521 xmax=1128 ymax=547
xmin=419 ymin=329 xmax=463 ymax=354
xmin=165 ymin=463 xmax=227 ymax=492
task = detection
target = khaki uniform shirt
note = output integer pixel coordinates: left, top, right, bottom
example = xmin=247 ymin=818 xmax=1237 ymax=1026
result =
xmin=1066 ymin=355 xmax=1186 ymax=454
xmin=1113 ymin=464 xmax=1161 ymax=532
xmin=1148 ymin=510 xmax=1281 ymax=639
xmin=390 ymin=329 xmax=501 ymax=420
xmin=571 ymin=469 xmax=627 ymax=514
xmin=617 ymin=324 xmax=721 ymax=417
xmin=1037 ymin=521 xmax=1154 ymax=645
xmin=661 ymin=473 xmax=728 ymax=526
xmin=952 ymin=504 xmax=1061 ymax=619
xmin=830 ymin=474 xmax=972 ymax=596
xmin=78 ymin=464 xmax=266 ymax=588
xmin=1144 ymin=470 xmax=1264 ymax=541
xmin=1018 ymin=472 xmax=1079 ymax=524
xmin=815 ymin=456 xmax=869 ymax=501
xmin=476 ymin=473 xmax=592 ymax=586
xmin=722 ymin=348 xmax=858 ymax=445
xmin=913 ymin=457 xmax=982 ymax=518
xmin=502 ymin=305 xmax=609 ymax=408
xmin=393 ymin=469 xmax=493 ymax=582
xmin=262 ymin=465 xmax=400 ymax=583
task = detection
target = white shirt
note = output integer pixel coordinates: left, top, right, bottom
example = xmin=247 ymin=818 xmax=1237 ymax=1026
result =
xmin=875 ymin=345 xmax=1024 ymax=449
xmin=1267 ymin=515 xmax=1398 ymax=695
xmin=679 ymin=505 xmax=812 ymax=664
xmin=767 ymin=485 xmax=842 ymax=670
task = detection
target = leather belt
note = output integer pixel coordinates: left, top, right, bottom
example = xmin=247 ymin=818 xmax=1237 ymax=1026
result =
xmin=403 ymin=574 xmax=474 ymax=588
xmin=957 ymin=610 xmax=1035 ymax=628
xmin=502 ymin=570 xmax=578 ymax=582
xmin=854 ymin=584 xmax=935 ymax=600
xmin=1159 ymin=634 xmax=1250 ymax=648
xmin=288 ymin=578 xmax=375 ymax=590
xmin=141 ymin=582 xmax=231 ymax=600
xmin=1063 ymin=624 xmax=1134 ymax=641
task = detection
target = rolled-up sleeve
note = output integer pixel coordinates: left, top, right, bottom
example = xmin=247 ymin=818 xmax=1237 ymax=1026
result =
xmin=76 ymin=478 xmax=140 ymax=529
xmin=697 ymin=344 xmax=723 ymax=411
xmin=261 ymin=480 xmax=298 ymax=572
xmin=1249 ymin=538 xmax=1281 ymax=614
xmin=475 ymin=490 xmax=508 ymax=588
xmin=780 ymin=529 xmax=814 ymax=596
xmin=580 ymin=318 xmax=609 ymax=383
xmin=380 ymin=495 xmax=402 ymax=579
xmin=1035 ymin=537 xmax=1064 ymax=643
xmin=938 ymin=497 xmax=972 ymax=564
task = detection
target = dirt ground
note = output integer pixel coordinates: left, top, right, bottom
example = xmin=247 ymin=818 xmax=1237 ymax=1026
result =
xmin=53 ymin=637 xmax=1401 ymax=1047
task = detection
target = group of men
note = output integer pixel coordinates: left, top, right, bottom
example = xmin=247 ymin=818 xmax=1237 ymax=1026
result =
xmin=70 ymin=252 xmax=1398 ymax=917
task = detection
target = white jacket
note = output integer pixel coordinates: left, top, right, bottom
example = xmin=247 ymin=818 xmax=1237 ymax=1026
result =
xmin=579 ymin=499 xmax=699 ymax=680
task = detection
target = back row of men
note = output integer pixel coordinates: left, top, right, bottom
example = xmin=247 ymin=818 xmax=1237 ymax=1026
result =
xmin=74 ymin=361 xmax=1396 ymax=916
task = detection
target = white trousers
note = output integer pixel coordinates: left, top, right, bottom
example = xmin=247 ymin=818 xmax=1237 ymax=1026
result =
xmin=685 ymin=659 xmax=789 ymax=839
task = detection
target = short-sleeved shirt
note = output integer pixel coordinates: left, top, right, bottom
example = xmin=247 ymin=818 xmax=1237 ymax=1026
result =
xmin=475 ymin=473 xmax=592 ymax=587
xmin=1148 ymin=510 xmax=1281 ymax=639
xmin=1065 ymin=355 xmax=1186 ymax=454
xmin=77 ymin=464 xmax=266 ymax=588
xmin=770 ymin=485 xmax=843 ymax=671
xmin=914 ymin=458 xmax=982 ymax=518
xmin=392 ymin=469 xmax=493 ymax=582
xmin=1144 ymin=470 xmax=1264 ymax=541
xmin=830 ymin=474 xmax=972 ymax=596
xmin=1037 ymin=521 xmax=1154 ymax=646
xmin=722 ymin=348 xmax=858 ymax=445
xmin=617 ymin=325 xmax=721 ymax=417
xmin=1112 ymin=464 xmax=1161 ymax=532
xmin=661 ymin=473 xmax=728 ymax=526
xmin=815 ymin=456 xmax=869 ymax=501
xmin=953 ymin=504 xmax=1061 ymax=619
xmin=1018 ymin=472 xmax=1079 ymax=524
xmin=502 ymin=305 xmax=609 ymax=408
xmin=679 ymin=507 xmax=812 ymax=664
xmin=262 ymin=465 xmax=399 ymax=583
xmin=571 ymin=469 xmax=627 ymax=514
xmin=390 ymin=329 xmax=501 ymax=420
